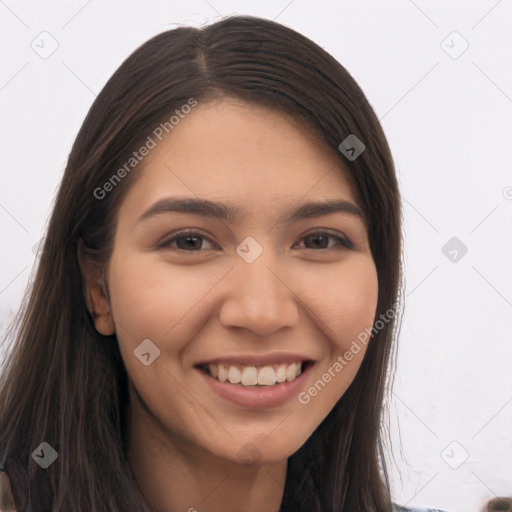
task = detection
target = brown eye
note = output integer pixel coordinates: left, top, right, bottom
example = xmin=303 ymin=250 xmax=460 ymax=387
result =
xmin=156 ymin=231 xmax=217 ymax=251
xmin=295 ymin=231 xmax=353 ymax=250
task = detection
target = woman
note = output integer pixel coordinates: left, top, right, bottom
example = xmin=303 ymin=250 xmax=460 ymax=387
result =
xmin=0 ymin=14 xmax=450 ymax=512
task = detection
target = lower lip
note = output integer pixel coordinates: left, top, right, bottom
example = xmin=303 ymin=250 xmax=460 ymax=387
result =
xmin=197 ymin=363 xmax=313 ymax=409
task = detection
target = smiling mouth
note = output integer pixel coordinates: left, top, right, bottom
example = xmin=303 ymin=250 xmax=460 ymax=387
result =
xmin=195 ymin=360 xmax=315 ymax=387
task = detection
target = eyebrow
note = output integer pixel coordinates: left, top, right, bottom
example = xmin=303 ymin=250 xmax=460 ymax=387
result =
xmin=136 ymin=197 xmax=366 ymax=225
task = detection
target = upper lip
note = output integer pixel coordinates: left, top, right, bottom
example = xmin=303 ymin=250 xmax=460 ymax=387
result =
xmin=196 ymin=352 xmax=315 ymax=367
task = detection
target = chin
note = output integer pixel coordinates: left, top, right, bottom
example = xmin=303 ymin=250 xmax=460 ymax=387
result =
xmin=219 ymin=439 xmax=301 ymax=467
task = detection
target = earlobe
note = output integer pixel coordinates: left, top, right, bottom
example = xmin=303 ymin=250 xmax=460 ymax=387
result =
xmin=86 ymin=282 xmax=116 ymax=336
xmin=77 ymin=239 xmax=115 ymax=336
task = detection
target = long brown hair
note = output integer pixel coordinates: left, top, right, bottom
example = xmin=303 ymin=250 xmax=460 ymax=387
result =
xmin=0 ymin=15 xmax=403 ymax=511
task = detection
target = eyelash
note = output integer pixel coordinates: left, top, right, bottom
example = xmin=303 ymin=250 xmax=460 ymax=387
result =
xmin=156 ymin=229 xmax=353 ymax=252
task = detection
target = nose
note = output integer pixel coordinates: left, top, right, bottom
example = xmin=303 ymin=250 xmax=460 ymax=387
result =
xmin=218 ymin=249 xmax=300 ymax=337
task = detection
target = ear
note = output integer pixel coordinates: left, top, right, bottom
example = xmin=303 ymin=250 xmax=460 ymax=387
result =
xmin=77 ymin=239 xmax=115 ymax=336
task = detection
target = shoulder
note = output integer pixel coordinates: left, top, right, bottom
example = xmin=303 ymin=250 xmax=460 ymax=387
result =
xmin=393 ymin=503 xmax=451 ymax=512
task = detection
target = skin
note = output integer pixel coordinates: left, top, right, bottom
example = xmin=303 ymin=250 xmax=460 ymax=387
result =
xmin=83 ymin=98 xmax=379 ymax=512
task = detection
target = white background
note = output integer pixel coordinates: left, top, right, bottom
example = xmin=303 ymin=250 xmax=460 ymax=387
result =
xmin=1 ymin=1 xmax=511 ymax=511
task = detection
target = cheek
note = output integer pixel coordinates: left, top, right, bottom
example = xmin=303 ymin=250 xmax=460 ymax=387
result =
xmin=107 ymin=253 xmax=204 ymax=338
xmin=299 ymin=256 xmax=379 ymax=349
xmin=105 ymin=252 xmax=225 ymax=388
xmin=295 ymin=258 xmax=378 ymax=414
xmin=105 ymin=254 xmax=205 ymax=414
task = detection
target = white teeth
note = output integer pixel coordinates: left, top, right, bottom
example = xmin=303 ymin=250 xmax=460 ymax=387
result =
xmin=276 ymin=364 xmax=287 ymax=383
xmin=257 ymin=366 xmax=275 ymax=386
xmin=241 ymin=366 xmax=258 ymax=386
xmin=218 ymin=364 xmax=228 ymax=382
xmin=227 ymin=366 xmax=241 ymax=384
xmin=286 ymin=363 xmax=297 ymax=382
xmin=206 ymin=361 xmax=305 ymax=386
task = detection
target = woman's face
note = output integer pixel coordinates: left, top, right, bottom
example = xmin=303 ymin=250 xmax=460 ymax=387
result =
xmin=91 ymin=97 xmax=378 ymax=465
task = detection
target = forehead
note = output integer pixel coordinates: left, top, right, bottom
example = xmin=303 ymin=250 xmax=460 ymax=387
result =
xmin=118 ymin=98 xmax=360 ymax=222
